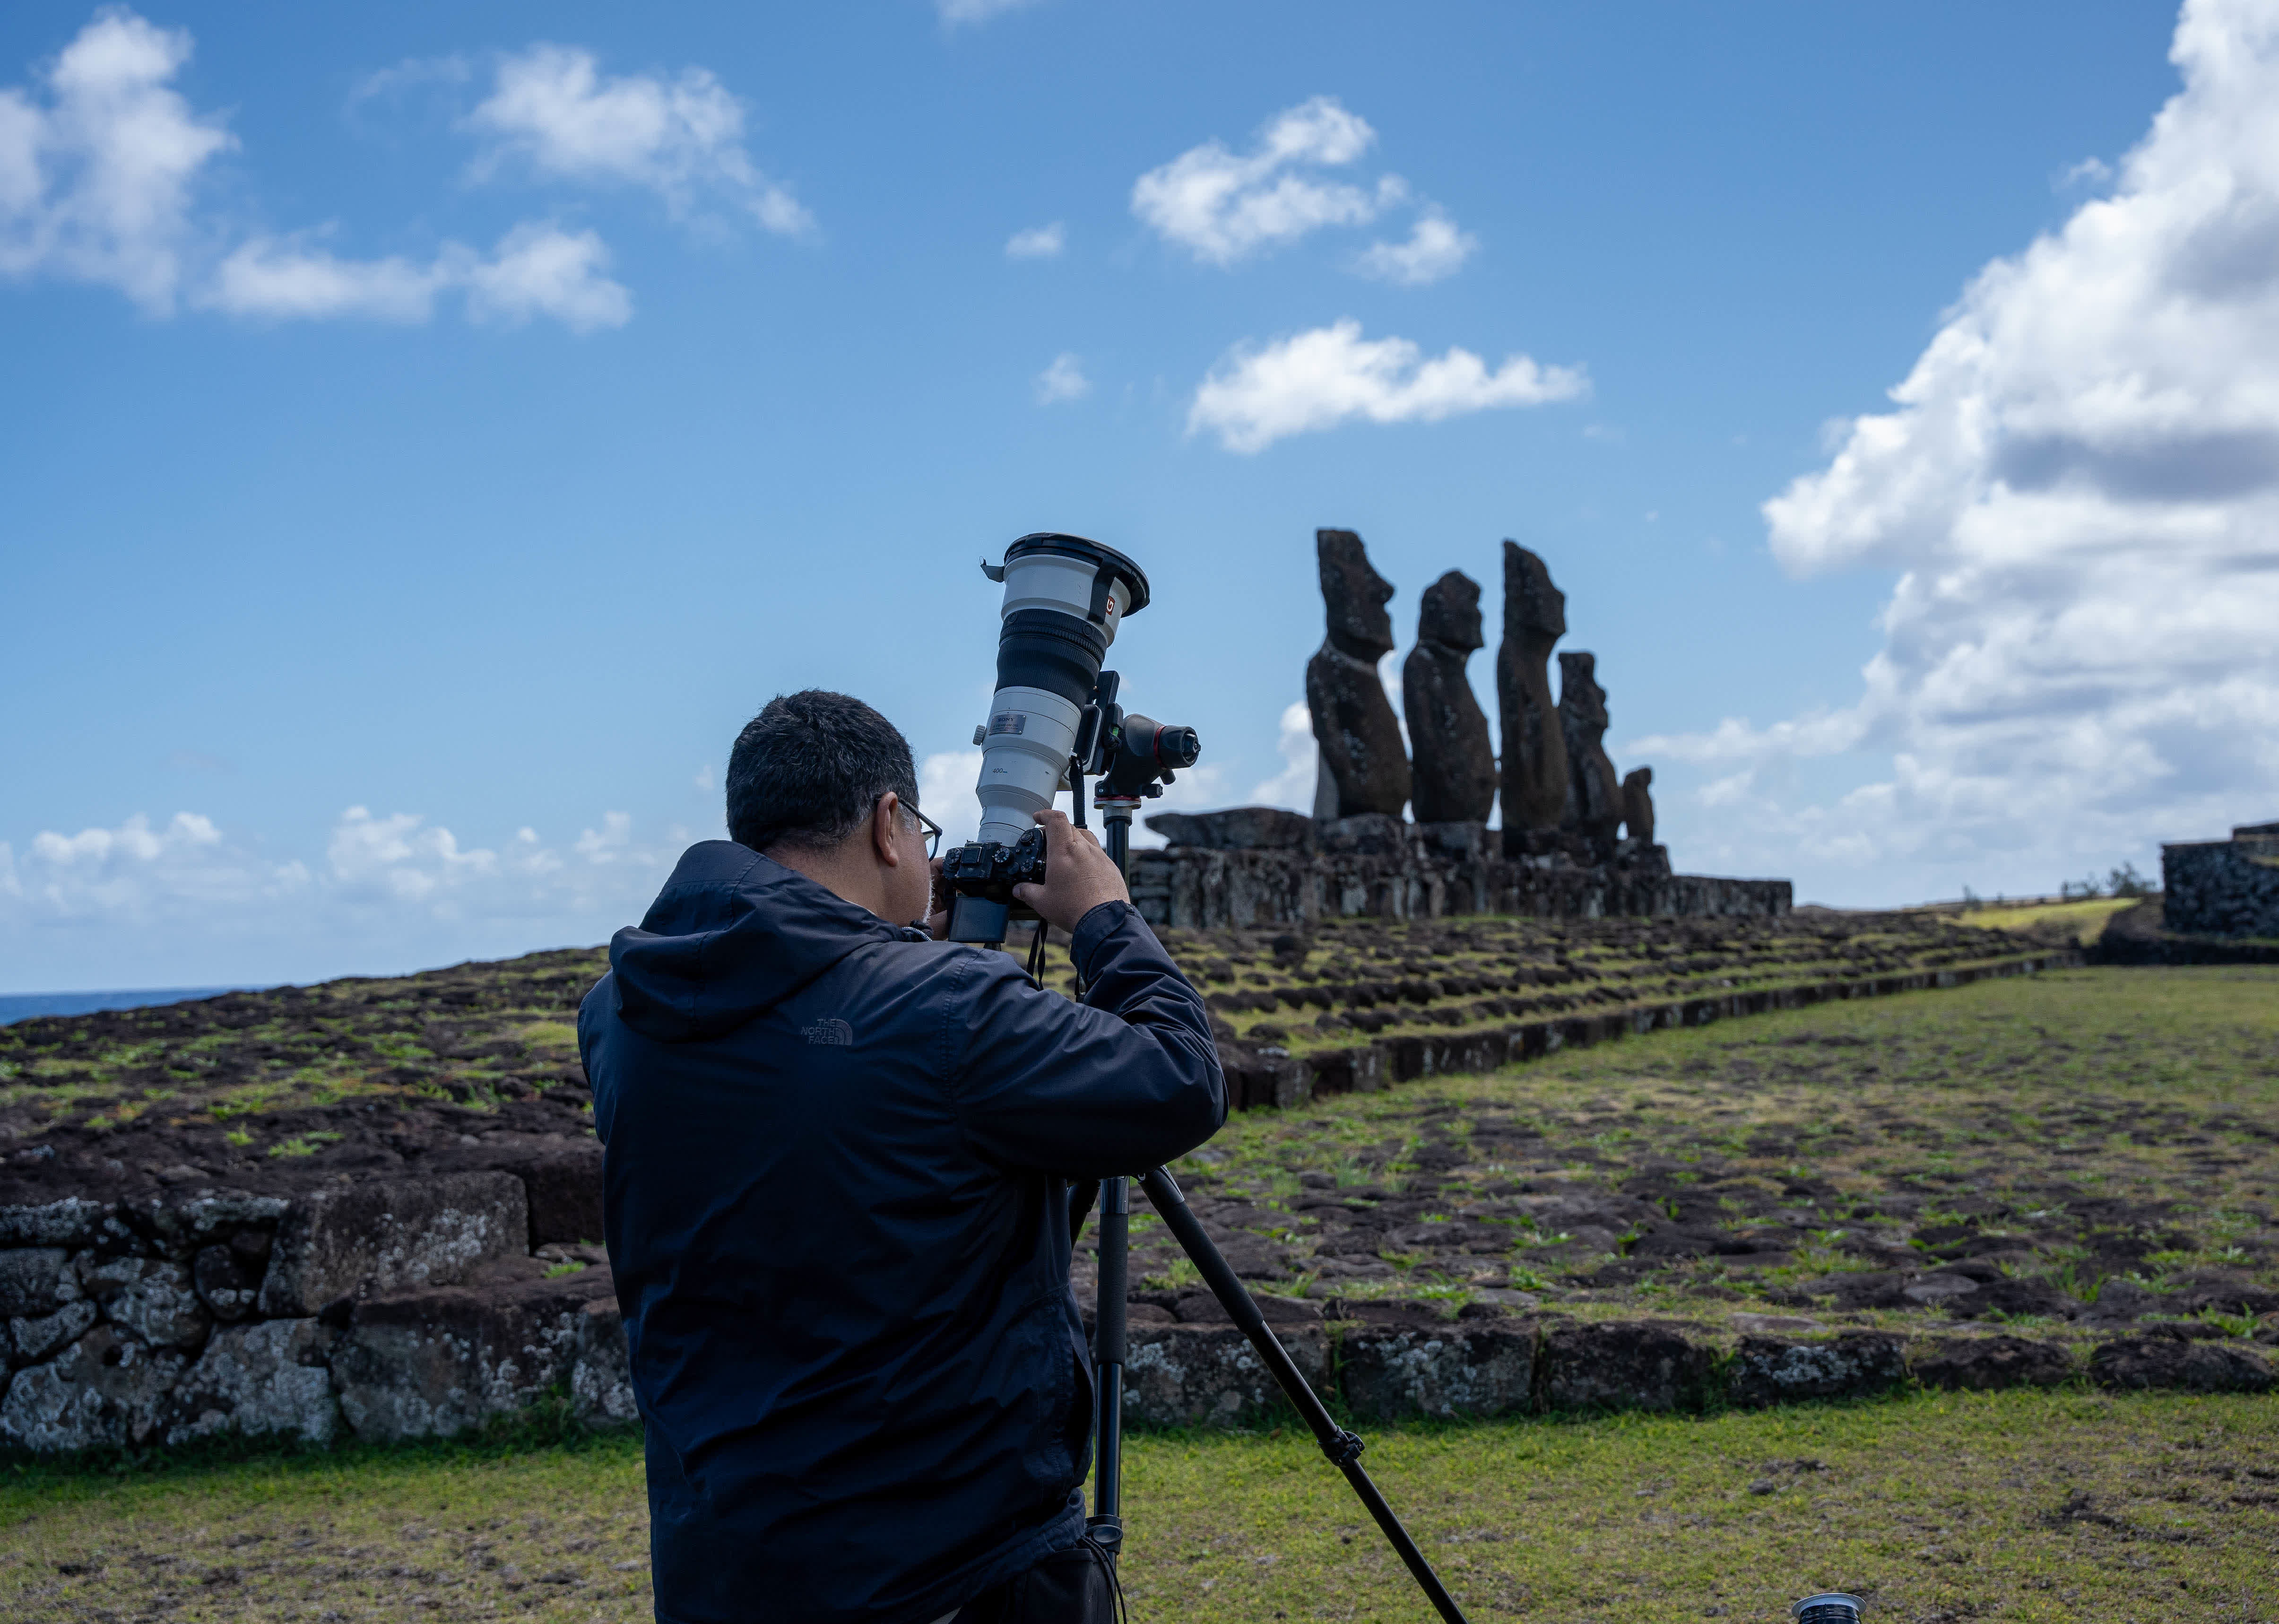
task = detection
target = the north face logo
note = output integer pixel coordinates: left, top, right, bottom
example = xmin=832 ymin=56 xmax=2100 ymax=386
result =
xmin=803 ymin=1018 xmax=853 ymax=1047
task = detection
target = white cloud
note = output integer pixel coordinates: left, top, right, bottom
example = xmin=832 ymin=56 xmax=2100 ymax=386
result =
xmin=1005 ymin=220 xmax=1064 ymax=259
xmin=937 ymin=0 xmax=1047 ymax=23
xmin=1353 ymin=208 xmax=1476 ymax=286
xmin=0 ymin=804 xmax=673 ymax=958
xmin=1187 ymin=318 xmax=1587 ymax=453
xmin=919 ymin=750 xmax=984 ymax=849
xmin=1653 ymin=0 xmax=2279 ymax=897
xmin=1248 ymin=700 xmax=1320 ymax=812
xmin=461 ymin=222 xmax=629 ymax=330
xmin=1034 ymin=351 xmax=1089 ymax=404
xmin=0 ymin=9 xmax=235 ymax=313
xmin=202 ymin=222 xmax=629 ymax=330
xmin=204 ymin=236 xmax=454 ymax=322
xmin=1132 ymin=96 xmax=1403 ymax=266
xmin=0 ymin=11 xmax=636 ymax=333
xmin=467 ymin=43 xmax=812 ymax=237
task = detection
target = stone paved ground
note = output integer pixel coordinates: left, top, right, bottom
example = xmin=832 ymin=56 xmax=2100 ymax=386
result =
xmin=1110 ymin=965 xmax=2279 ymax=1352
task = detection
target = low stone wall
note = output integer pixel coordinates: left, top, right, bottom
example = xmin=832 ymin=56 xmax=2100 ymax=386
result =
xmin=1113 ymin=1304 xmax=2275 ymax=1427
xmin=1210 ymin=947 xmax=2082 ymax=1112
xmin=2163 ymin=822 xmax=2279 ymax=938
xmin=0 ymin=1173 xmax=631 ymax=1454
xmin=1129 ymin=843 xmax=1789 ymax=931
xmin=6 ymin=1162 xmax=2269 ymax=1454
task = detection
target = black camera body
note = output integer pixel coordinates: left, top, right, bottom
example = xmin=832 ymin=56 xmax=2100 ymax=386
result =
xmin=941 ymin=826 xmax=1048 ymax=946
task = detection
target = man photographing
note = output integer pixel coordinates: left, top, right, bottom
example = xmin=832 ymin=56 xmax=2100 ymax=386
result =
xmin=579 ymin=690 xmax=1226 ymax=1624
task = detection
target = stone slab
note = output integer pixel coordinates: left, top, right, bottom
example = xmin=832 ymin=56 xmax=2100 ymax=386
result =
xmin=258 ymin=1172 xmax=529 ymax=1317
xmin=166 ymin=1318 xmax=337 ymax=1446
xmin=1341 ymin=1320 xmax=1536 ymax=1420
xmin=1726 ymin=1333 xmax=1906 ymax=1408
xmin=1539 ymin=1320 xmax=1714 ymax=1413
xmin=1121 ymin=1323 xmax=1330 ymax=1428
xmin=330 ymin=1267 xmax=616 ymax=1442
xmin=0 ymin=1325 xmax=187 ymax=1452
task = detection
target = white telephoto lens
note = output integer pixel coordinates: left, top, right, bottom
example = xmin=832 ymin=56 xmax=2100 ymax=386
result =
xmin=971 ymin=534 xmax=1147 ymax=846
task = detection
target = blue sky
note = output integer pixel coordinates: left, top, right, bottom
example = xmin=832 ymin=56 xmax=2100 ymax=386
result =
xmin=8 ymin=0 xmax=2274 ymax=990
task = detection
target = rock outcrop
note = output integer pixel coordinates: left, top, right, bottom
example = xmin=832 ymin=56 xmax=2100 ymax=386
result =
xmin=1496 ymin=543 xmax=1568 ymax=850
xmin=1305 ymin=530 xmax=1411 ymax=819
xmin=1402 ymin=571 xmax=1496 ymax=824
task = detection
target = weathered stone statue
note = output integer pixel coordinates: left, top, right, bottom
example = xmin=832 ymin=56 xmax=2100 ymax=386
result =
xmin=1306 ymin=530 xmax=1411 ymax=818
xmin=1495 ymin=542 xmax=1568 ymax=851
xmin=1402 ymin=571 xmax=1496 ymax=824
xmin=1558 ymin=651 xmax=1623 ymax=853
xmin=1621 ymin=766 xmax=1655 ymax=847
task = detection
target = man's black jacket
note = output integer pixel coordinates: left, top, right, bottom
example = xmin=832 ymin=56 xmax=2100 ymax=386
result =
xmin=578 ymin=841 xmax=1225 ymax=1624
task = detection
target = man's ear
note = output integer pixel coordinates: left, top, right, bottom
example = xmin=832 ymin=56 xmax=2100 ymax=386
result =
xmin=872 ymin=792 xmax=902 ymax=868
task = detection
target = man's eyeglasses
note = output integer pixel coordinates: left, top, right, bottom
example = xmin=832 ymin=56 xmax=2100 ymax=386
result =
xmin=911 ymin=806 xmax=943 ymax=860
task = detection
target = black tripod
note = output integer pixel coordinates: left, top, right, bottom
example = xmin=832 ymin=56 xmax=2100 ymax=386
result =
xmin=1073 ymin=794 xmax=1471 ymax=1624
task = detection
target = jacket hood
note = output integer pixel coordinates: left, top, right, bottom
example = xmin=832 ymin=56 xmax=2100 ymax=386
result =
xmin=608 ymin=842 xmax=916 ymax=1043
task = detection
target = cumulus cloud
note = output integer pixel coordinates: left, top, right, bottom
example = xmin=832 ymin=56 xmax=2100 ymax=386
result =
xmin=1034 ymin=351 xmax=1089 ymax=404
xmin=201 ymin=222 xmax=629 ymax=330
xmin=919 ymin=751 xmax=984 ymax=849
xmin=0 ymin=11 xmax=640 ymax=332
xmin=461 ymin=222 xmax=629 ymax=330
xmin=0 ymin=804 xmax=675 ymax=965
xmin=1247 ymin=700 xmax=1321 ymax=812
xmin=936 ymin=0 xmax=1047 ymax=23
xmin=467 ymin=43 xmax=812 ymax=237
xmin=1187 ymin=318 xmax=1587 ymax=453
xmin=1132 ymin=96 xmax=1404 ymax=266
xmin=1005 ymin=221 xmax=1064 ymax=259
xmin=0 ymin=8 xmax=235 ymax=313
xmin=1646 ymin=0 xmax=2279 ymax=895
xmin=1354 ymin=208 xmax=1476 ymax=286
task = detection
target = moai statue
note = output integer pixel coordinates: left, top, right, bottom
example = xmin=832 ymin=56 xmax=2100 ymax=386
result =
xmin=1305 ymin=529 xmax=1411 ymax=819
xmin=1495 ymin=542 xmax=1568 ymax=852
xmin=1621 ymin=766 xmax=1656 ymax=847
xmin=1403 ymin=571 xmax=1496 ymax=824
xmin=1558 ymin=651 xmax=1623 ymax=856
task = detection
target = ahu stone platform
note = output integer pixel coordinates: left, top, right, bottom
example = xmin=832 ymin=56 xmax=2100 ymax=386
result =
xmin=1131 ymin=808 xmax=1788 ymax=932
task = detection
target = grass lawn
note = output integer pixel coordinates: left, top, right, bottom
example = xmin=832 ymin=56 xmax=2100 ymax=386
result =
xmin=1138 ymin=965 xmax=2279 ymax=1326
xmin=1953 ymin=898 xmax=2140 ymax=946
xmin=2 ymin=1391 xmax=2273 ymax=1622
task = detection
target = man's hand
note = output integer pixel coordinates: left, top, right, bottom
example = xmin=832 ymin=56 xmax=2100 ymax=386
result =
xmin=925 ymin=855 xmax=950 ymax=940
xmin=1012 ymin=809 xmax=1128 ymax=934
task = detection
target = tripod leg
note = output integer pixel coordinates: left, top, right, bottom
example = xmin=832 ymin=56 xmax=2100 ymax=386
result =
xmin=1138 ymin=1168 xmax=1471 ymax=1624
xmin=1089 ymin=1175 xmax=1128 ymax=1555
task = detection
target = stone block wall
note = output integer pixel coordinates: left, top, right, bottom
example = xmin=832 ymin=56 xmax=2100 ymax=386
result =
xmin=1128 ymin=829 xmax=1789 ymax=932
xmin=2163 ymin=821 xmax=2279 ymax=938
xmin=0 ymin=1175 xmax=630 ymax=1454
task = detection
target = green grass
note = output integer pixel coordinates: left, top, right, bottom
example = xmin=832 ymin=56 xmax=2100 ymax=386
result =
xmin=4 ymin=1393 xmax=2274 ymax=1621
xmin=1957 ymin=896 xmax=2138 ymax=945
xmin=1150 ymin=965 xmax=2279 ymax=1324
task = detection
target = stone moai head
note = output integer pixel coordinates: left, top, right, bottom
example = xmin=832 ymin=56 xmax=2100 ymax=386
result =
xmin=1416 ymin=570 xmax=1484 ymax=655
xmin=1502 ymin=541 xmax=1566 ymax=650
xmin=1558 ymin=651 xmax=1608 ymax=728
xmin=1317 ymin=529 xmax=1396 ymax=661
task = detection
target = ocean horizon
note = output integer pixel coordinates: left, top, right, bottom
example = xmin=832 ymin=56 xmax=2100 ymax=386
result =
xmin=0 ymin=987 xmax=270 ymax=1026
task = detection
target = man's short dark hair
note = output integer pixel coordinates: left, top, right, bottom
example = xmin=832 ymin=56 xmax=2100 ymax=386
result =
xmin=726 ymin=691 xmax=921 ymax=853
